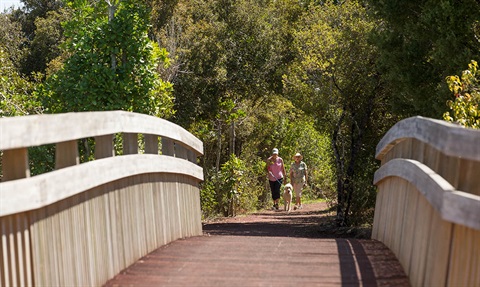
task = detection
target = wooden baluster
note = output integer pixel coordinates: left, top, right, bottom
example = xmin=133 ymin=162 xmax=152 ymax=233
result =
xmin=187 ymin=150 xmax=196 ymax=163
xmin=176 ymin=144 xmax=188 ymax=160
xmin=123 ymin=133 xmax=138 ymax=155
xmin=56 ymin=140 xmax=79 ymax=169
xmin=95 ymin=134 xmax=115 ymax=159
xmin=2 ymin=148 xmax=30 ymax=181
xmin=162 ymin=138 xmax=174 ymax=156
xmin=144 ymin=134 xmax=159 ymax=155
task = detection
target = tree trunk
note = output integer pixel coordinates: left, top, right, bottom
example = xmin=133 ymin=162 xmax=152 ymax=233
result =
xmin=216 ymin=120 xmax=222 ymax=172
xmin=230 ymin=120 xmax=235 ymax=155
xmin=332 ymin=109 xmax=346 ymax=226
xmin=108 ymin=4 xmax=117 ymax=70
xmin=343 ymin=121 xmax=358 ymax=227
xmin=343 ymin=96 xmax=374 ymax=226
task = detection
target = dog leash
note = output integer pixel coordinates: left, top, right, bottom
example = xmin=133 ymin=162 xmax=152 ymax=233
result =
xmin=268 ymin=171 xmax=284 ymax=185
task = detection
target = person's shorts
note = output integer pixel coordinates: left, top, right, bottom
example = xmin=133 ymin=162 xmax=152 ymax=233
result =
xmin=269 ymin=179 xmax=282 ymax=200
xmin=293 ymin=182 xmax=304 ymax=198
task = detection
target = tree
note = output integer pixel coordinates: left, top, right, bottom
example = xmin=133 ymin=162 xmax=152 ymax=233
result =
xmin=0 ymin=12 xmax=27 ymax=72
xmin=284 ymin=0 xmax=393 ymax=226
xmin=24 ymin=8 xmax=70 ymax=77
xmin=40 ymin=0 xmax=174 ymax=118
xmin=0 ymin=49 xmax=41 ymax=117
xmin=0 ymin=11 xmax=42 ymax=116
xmin=151 ymin=0 xmax=339 ymax=217
xmin=155 ymin=0 xmax=302 ymax=161
xmin=7 ymin=0 xmax=66 ymax=76
xmin=367 ymin=0 xmax=480 ymax=118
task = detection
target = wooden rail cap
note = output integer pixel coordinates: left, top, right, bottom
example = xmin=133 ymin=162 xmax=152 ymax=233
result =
xmin=0 ymin=111 xmax=203 ymax=156
xmin=375 ymin=116 xmax=480 ymax=161
xmin=374 ymin=158 xmax=480 ymax=230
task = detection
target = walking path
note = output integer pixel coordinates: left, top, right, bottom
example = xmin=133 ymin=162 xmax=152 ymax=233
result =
xmin=104 ymin=202 xmax=410 ymax=286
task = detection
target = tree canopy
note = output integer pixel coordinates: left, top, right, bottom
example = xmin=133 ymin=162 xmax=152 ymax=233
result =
xmin=40 ymin=0 xmax=174 ymax=117
xmin=283 ymin=0 xmax=393 ymax=225
xmin=367 ymin=0 xmax=480 ymax=117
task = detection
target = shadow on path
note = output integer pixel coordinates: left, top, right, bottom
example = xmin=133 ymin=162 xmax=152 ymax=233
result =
xmin=104 ymin=202 xmax=411 ymax=287
xmin=200 ymin=202 xmax=410 ymax=286
xmin=202 ymin=202 xmax=365 ymax=238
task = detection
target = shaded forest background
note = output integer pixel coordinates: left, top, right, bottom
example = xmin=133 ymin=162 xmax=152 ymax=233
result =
xmin=1 ymin=0 xmax=479 ymax=227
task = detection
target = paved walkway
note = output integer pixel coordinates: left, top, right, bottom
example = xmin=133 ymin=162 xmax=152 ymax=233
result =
xmin=104 ymin=203 xmax=410 ymax=286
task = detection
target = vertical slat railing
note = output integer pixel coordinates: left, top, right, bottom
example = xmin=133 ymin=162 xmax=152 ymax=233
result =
xmin=0 ymin=111 xmax=203 ymax=287
xmin=372 ymin=117 xmax=480 ymax=287
xmin=1 ymin=147 xmax=32 ymax=287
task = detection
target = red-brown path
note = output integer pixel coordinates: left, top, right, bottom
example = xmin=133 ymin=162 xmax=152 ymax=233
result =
xmin=104 ymin=202 xmax=410 ymax=286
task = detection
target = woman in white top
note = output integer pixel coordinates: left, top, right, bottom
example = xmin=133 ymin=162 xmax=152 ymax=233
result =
xmin=289 ymin=153 xmax=308 ymax=209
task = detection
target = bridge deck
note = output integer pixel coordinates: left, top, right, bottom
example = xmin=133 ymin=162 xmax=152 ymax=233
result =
xmin=104 ymin=203 xmax=410 ymax=286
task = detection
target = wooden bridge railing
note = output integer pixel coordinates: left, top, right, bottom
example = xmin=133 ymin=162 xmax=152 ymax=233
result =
xmin=0 ymin=111 xmax=204 ymax=286
xmin=372 ymin=116 xmax=480 ymax=287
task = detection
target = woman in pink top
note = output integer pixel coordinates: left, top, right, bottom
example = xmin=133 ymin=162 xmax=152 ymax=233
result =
xmin=266 ymin=148 xmax=286 ymax=210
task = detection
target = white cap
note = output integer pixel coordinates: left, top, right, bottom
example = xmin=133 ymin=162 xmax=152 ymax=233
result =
xmin=272 ymin=148 xmax=279 ymax=155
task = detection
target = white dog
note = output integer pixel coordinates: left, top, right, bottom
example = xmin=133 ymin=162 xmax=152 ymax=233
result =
xmin=283 ymin=183 xmax=293 ymax=212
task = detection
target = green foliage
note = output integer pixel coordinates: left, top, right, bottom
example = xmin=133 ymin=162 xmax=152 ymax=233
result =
xmin=443 ymin=60 xmax=480 ymax=128
xmin=158 ymin=0 xmax=337 ymax=220
xmin=367 ymin=0 xmax=480 ymax=118
xmin=201 ymin=154 xmax=266 ymax=218
xmin=280 ymin=116 xmax=336 ymax=201
xmin=239 ymin=96 xmax=337 ymax=207
xmin=158 ymin=0 xmax=298 ymax=127
xmin=25 ymin=8 xmax=70 ymax=76
xmin=0 ymin=12 xmax=37 ymax=117
xmin=7 ymin=0 xmax=65 ymax=77
xmin=283 ymin=0 xmax=390 ymax=226
xmin=195 ymin=94 xmax=337 ymax=218
xmin=0 ymin=12 xmax=27 ymax=72
xmin=0 ymin=48 xmax=42 ymax=116
xmin=199 ymin=175 xmax=218 ymax=219
xmin=217 ymin=154 xmax=246 ymax=217
xmin=40 ymin=0 xmax=174 ymax=118
xmin=28 ymin=145 xmax=55 ymax=176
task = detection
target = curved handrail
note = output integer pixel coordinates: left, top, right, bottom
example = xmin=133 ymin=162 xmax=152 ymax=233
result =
xmin=0 ymin=111 xmax=205 ymax=287
xmin=374 ymin=158 xmax=480 ymax=230
xmin=0 ymin=111 xmax=205 ymax=216
xmin=0 ymin=111 xmax=203 ymax=156
xmin=0 ymin=155 xmax=203 ymax=217
xmin=373 ymin=116 xmax=480 ymax=286
xmin=375 ymin=116 xmax=480 ymax=161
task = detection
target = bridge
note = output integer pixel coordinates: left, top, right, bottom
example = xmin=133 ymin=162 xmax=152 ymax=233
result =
xmin=1 ymin=111 xmax=479 ymax=286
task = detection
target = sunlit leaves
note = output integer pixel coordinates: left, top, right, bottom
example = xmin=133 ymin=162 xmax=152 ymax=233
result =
xmin=0 ymin=13 xmax=26 ymax=72
xmin=283 ymin=0 xmax=388 ymax=226
xmin=0 ymin=49 xmax=42 ymax=117
xmin=443 ymin=60 xmax=480 ymax=128
xmin=41 ymin=0 xmax=174 ymax=118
